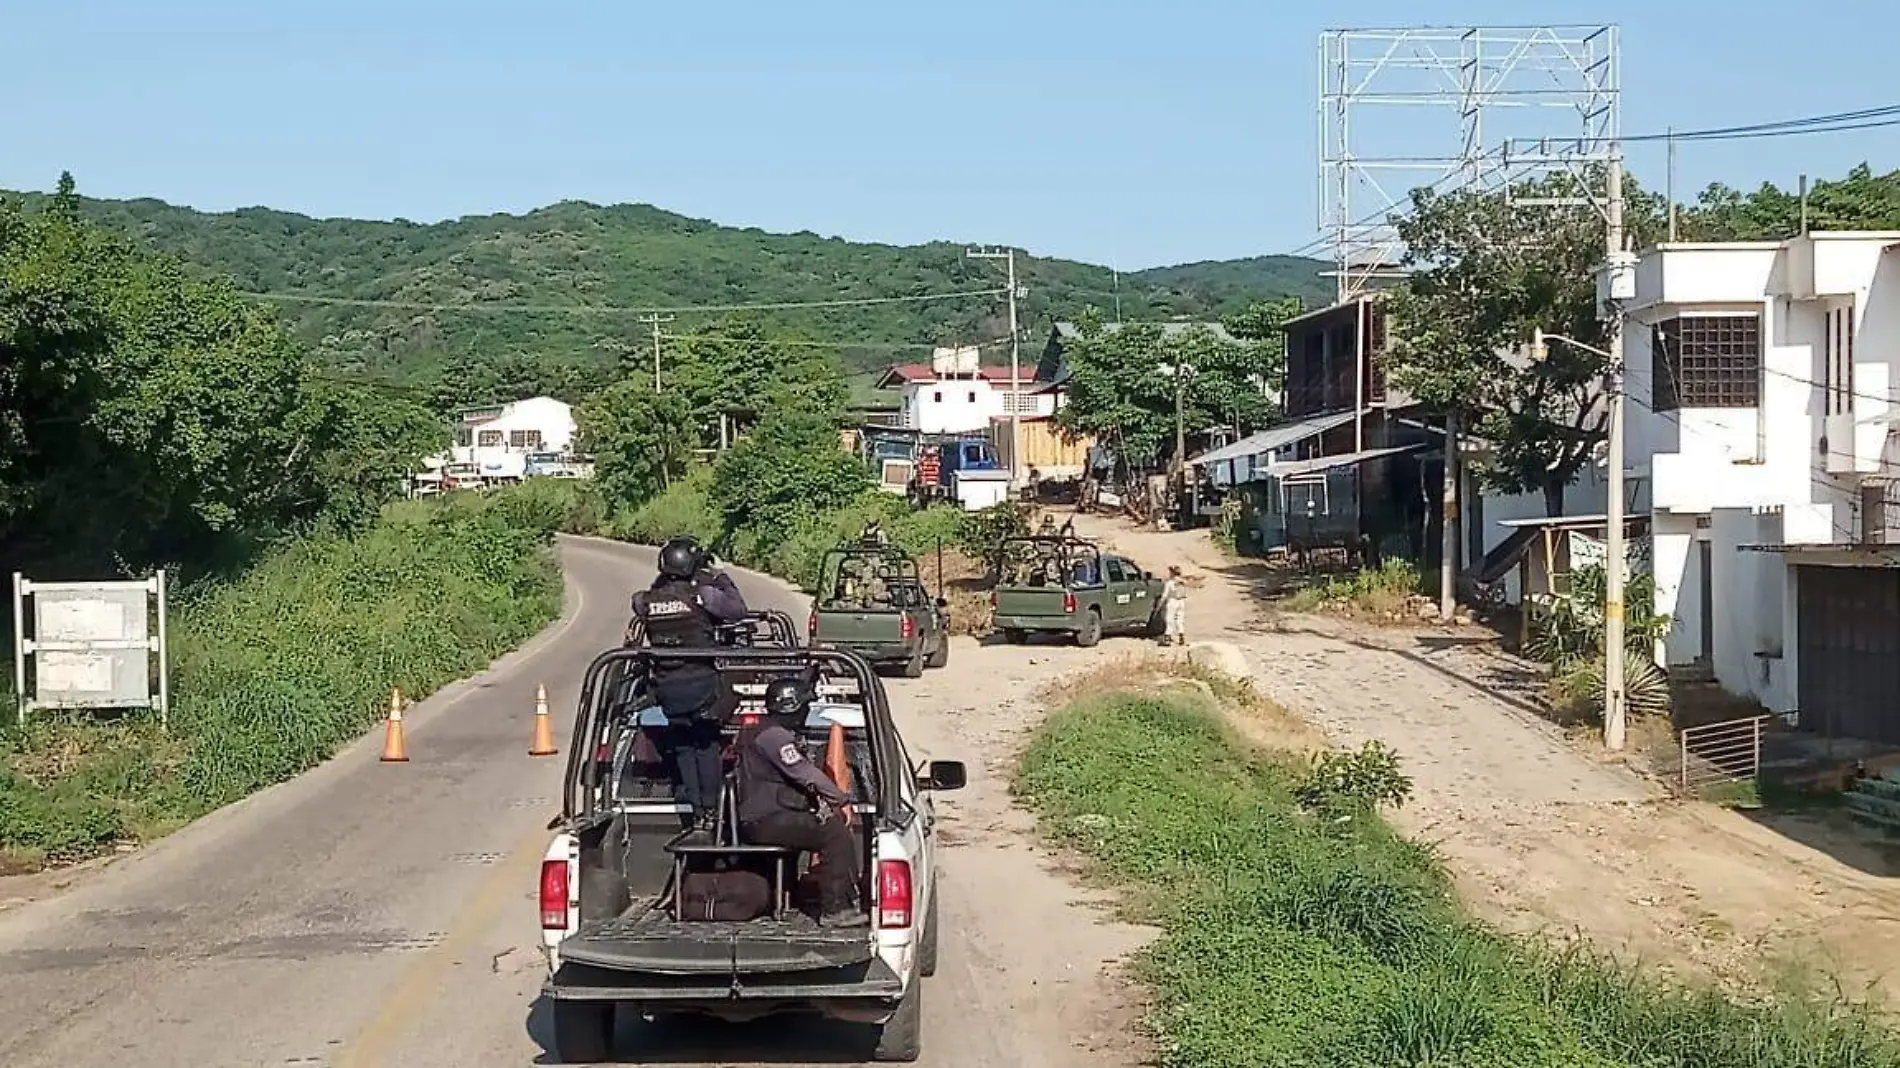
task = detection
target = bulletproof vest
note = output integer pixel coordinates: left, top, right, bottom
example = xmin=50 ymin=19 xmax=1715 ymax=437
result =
xmin=637 ymin=577 xmax=714 ymax=649
xmin=735 ymin=721 xmax=815 ymax=826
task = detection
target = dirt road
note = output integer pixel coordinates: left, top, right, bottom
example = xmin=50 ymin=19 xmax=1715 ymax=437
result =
xmin=0 ymin=536 xmax=1149 ymax=1068
xmin=1069 ymin=512 xmax=1900 ymax=999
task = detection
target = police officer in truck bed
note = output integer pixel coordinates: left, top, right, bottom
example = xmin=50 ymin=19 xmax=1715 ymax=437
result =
xmin=629 ymin=535 xmax=750 ymax=834
xmin=735 ymin=676 xmax=865 ymax=927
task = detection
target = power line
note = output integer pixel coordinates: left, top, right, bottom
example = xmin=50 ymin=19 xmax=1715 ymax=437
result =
xmin=239 ymin=287 xmax=1008 ymax=316
xmin=658 ymin=330 xmax=1014 ymax=353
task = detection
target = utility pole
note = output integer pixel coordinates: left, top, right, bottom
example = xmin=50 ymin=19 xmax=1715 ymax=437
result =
xmin=637 ymin=313 xmax=674 ymax=392
xmin=1173 ymin=361 xmax=1187 ymax=479
xmin=1440 ymin=409 xmax=1460 ymax=620
xmin=1666 ymin=128 xmax=1679 ymax=242
xmin=966 ymin=247 xmax=1023 ymax=487
xmin=1603 ymin=143 xmax=1630 ymax=753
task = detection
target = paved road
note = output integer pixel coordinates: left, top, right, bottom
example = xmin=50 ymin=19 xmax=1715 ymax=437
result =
xmin=0 ymin=535 xmax=1140 ymax=1068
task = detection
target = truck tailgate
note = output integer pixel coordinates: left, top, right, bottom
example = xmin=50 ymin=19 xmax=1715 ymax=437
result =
xmin=560 ymin=909 xmax=875 ymax=975
xmin=994 ymin=588 xmax=1071 ymax=619
xmin=814 ymin=609 xmax=904 ymax=643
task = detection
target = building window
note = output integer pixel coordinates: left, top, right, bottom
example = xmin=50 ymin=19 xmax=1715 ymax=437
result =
xmin=508 ymin=429 xmax=544 ymax=450
xmin=933 ymin=391 xmax=943 ymax=403
xmin=454 ymin=428 xmax=473 ymax=448
xmin=967 ymin=391 xmax=976 ymax=404
xmin=1826 ymin=304 xmax=1855 ymax=416
xmin=1001 ymin=390 xmax=1037 ymax=414
xmin=477 ymin=429 xmax=504 ymax=447
xmin=1651 ymin=312 xmax=1761 ymax=410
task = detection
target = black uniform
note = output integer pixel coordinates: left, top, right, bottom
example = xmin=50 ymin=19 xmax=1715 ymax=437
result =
xmin=630 ymin=569 xmax=748 ymax=823
xmin=735 ymin=720 xmax=862 ymax=919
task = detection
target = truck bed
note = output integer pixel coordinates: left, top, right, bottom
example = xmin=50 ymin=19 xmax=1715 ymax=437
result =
xmin=559 ymin=906 xmax=876 ymax=975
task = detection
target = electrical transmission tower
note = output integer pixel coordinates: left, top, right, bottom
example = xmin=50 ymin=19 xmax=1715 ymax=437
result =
xmin=1317 ymin=24 xmax=1622 ymax=303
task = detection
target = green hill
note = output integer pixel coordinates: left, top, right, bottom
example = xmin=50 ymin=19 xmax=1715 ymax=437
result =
xmin=9 ymin=188 xmax=1330 ymax=384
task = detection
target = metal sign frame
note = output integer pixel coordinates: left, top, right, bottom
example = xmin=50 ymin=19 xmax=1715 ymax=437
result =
xmin=10 ymin=571 xmax=170 ymax=729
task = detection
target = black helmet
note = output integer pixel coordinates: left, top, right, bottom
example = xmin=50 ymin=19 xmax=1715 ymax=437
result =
xmin=762 ymin=676 xmax=814 ymax=723
xmin=657 ymin=536 xmax=703 ymax=578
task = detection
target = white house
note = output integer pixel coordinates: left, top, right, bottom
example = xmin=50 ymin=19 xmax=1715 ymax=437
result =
xmin=875 ymin=347 xmax=1060 ymax=434
xmin=1616 ymin=231 xmax=1900 ymax=743
xmin=443 ymin=396 xmax=577 ymax=482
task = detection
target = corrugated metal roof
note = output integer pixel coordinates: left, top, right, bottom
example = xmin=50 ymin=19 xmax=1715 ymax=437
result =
xmin=1267 ymin=443 xmax=1423 ymax=479
xmin=1188 ymin=412 xmax=1355 ymax=468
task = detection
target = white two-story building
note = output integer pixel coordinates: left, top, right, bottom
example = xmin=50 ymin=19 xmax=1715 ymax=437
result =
xmin=1620 ymin=232 xmax=1900 ymax=744
xmin=444 ymin=396 xmax=577 ymax=482
xmin=876 ymin=346 xmax=1059 ymax=434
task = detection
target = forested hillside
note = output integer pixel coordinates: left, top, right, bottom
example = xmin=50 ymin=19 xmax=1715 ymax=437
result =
xmin=7 ymin=187 xmax=1332 ymax=388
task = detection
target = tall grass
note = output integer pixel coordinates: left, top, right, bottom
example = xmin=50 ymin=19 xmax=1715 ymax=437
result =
xmin=1283 ymin=558 xmax=1425 ymax=616
xmin=0 ymin=491 xmax=564 ymax=866
xmin=1016 ymin=686 xmax=1900 ymax=1068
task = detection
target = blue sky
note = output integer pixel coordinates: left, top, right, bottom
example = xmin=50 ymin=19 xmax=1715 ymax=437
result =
xmin=2 ymin=0 xmax=1896 ymax=269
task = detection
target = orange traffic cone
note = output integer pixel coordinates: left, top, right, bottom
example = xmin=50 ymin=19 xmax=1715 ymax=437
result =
xmin=813 ymin=721 xmax=852 ymax=868
xmin=380 ymin=687 xmax=409 ymax=763
xmin=528 ymin=684 xmax=558 ymax=757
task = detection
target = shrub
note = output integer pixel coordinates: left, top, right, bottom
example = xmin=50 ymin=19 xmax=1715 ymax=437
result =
xmin=958 ymin=501 xmax=1033 ymax=566
xmin=1284 ymin=559 xmax=1424 ymax=616
xmin=614 ymin=465 xmax=722 ymax=547
xmin=0 ymin=493 xmax=563 ymax=865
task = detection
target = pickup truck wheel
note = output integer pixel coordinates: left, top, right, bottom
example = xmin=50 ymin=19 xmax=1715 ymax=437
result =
xmin=917 ymin=877 xmax=940 ymax=977
xmin=1002 ymin=628 xmax=1028 ymax=645
xmin=871 ymin=979 xmax=923 ymax=1061
xmin=1075 ymin=608 xmax=1103 ymax=648
xmin=925 ymin=635 xmax=950 ymax=669
xmin=551 ymin=1000 xmax=614 ymax=1063
xmin=901 ymin=648 xmax=926 ymax=678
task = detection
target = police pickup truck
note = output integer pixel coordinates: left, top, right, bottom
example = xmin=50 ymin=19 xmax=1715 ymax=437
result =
xmin=538 ymin=645 xmax=966 ymax=1062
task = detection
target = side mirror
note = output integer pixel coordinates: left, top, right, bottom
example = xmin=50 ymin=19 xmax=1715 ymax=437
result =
xmin=935 ymin=597 xmax=949 ymax=608
xmin=918 ymin=760 xmax=968 ymax=792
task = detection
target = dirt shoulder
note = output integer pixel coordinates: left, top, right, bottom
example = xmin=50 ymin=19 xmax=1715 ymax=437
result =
xmin=1064 ymin=511 xmax=1900 ymax=1002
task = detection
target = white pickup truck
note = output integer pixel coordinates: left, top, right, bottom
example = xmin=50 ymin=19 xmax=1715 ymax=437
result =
xmin=537 ymin=645 xmax=966 ymax=1062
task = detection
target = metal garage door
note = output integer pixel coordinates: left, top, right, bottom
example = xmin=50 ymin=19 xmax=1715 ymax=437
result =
xmin=1796 ymin=565 xmax=1900 ymax=743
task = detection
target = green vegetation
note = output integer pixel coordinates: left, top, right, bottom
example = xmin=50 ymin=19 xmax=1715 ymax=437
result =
xmin=2 ymin=175 xmax=445 ymax=578
xmin=1283 ymin=559 xmax=1426 ymax=617
xmin=1531 ymin=566 xmax=1673 ymax=721
xmin=0 ymin=492 xmax=564 ymax=866
xmin=1054 ymin=299 xmax=1297 ymax=470
xmin=11 ymin=186 xmax=1333 ymax=397
xmin=1017 ymin=678 xmax=1900 ymax=1068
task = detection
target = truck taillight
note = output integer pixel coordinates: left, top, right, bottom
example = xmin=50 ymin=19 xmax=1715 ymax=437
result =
xmin=877 ymin=859 xmax=913 ymax=928
xmin=1062 ymin=590 xmax=1077 ymax=614
xmin=807 ymin=612 xmax=817 ymax=636
xmin=989 ymin=591 xmax=997 ymax=607
xmin=900 ymin=614 xmax=916 ymax=639
xmin=539 ymin=859 xmax=570 ymax=930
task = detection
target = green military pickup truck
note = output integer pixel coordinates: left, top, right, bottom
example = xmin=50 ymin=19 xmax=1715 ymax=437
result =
xmin=990 ymin=534 xmax=1166 ymax=647
xmin=809 ymin=534 xmax=951 ymax=678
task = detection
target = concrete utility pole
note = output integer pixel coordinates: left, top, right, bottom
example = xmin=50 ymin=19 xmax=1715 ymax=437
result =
xmin=1603 ymin=143 xmax=1630 ymax=752
xmin=1440 ymin=409 xmax=1460 ymax=620
xmin=637 ymin=313 xmax=675 ymax=392
xmin=966 ymin=247 xmax=1023 ymax=487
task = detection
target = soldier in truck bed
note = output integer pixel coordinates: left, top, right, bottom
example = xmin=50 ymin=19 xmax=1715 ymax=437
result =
xmin=735 ymin=676 xmax=865 ymax=927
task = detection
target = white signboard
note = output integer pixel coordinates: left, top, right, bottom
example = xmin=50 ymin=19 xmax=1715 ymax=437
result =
xmin=11 ymin=572 xmax=170 ymax=728
xmin=1568 ymin=532 xmax=1651 ymax=580
xmin=38 ymin=598 xmax=133 ymax=643
xmin=37 ymin=650 xmax=115 ymax=693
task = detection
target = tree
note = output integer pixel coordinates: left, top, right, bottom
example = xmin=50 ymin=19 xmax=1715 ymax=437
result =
xmin=710 ymin=407 xmax=870 ymax=539
xmin=665 ymin=317 xmax=850 ymax=444
xmin=1054 ymin=311 xmax=1280 ymax=472
xmin=1680 ymin=163 xmax=1900 ymax=240
xmin=574 ymin=380 xmax=696 ymax=510
xmin=2 ymin=176 xmax=445 ymax=578
xmin=1384 ymin=172 xmax=1665 ymax=514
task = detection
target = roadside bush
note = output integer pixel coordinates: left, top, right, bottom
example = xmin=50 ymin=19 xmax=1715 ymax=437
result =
xmin=1283 ymin=558 xmax=1424 ymax=616
xmin=614 ymin=465 xmax=723 ymax=547
xmin=1016 ymin=682 xmax=1900 ymax=1068
xmin=958 ymin=500 xmax=1032 ymax=566
xmin=0 ymin=494 xmax=563 ymax=866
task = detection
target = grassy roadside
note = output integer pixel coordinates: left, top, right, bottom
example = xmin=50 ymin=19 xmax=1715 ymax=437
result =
xmin=0 ymin=489 xmax=566 ymax=871
xmin=1015 ymin=662 xmax=1899 ymax=1068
